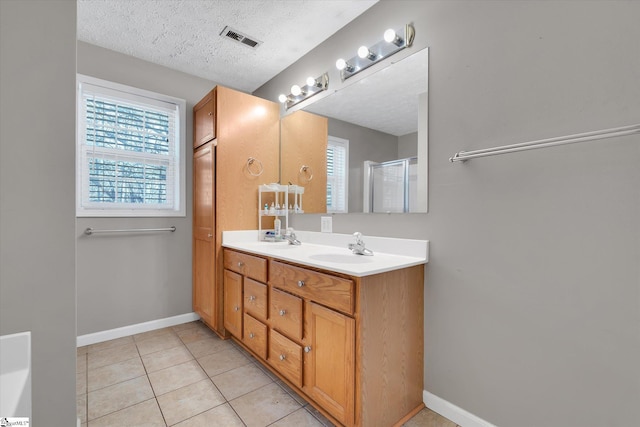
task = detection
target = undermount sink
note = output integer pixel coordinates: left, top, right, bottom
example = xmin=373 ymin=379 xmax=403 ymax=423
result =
xmin=308 ymin=253 xmax=374 ymax=264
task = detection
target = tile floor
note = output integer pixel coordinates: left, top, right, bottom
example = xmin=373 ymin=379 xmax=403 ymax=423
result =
xmin=77 ymin=320 xmax=459 ymax=427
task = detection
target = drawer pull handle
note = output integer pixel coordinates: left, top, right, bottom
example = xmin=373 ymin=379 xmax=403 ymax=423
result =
xmin=237 ymin=261 xmax=244 ymax=267
xmin=279 ymin=309 xmax=286 ymax=316
xmin=249 ymin=332 xmax=255 ymax=339
xmin=233 ymin=306 xmax=239 ymax=312
xmin=304 ymin=346 xmax=312 ymax=353
xmin=279 ymin=354 xmax=286 ymax=361
xmin=248 ymin=295 xmax=256 ymax=301
xmin=207 ymin=233 xmax=213 ymax=238
xmin=297 ymin=280 xmax=305 ymax=287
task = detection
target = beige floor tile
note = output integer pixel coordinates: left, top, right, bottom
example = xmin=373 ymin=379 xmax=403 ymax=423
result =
xmin=171 ymin=321 xmax=201 ymax=332
xmin=230 ymin=382 xmax=302 ymax=427
xmin=184 ymin=335 xmax=232 ymax=358
xmin=156 ymin=379 xmax=225 ymax=426
xmin=148 ymin=359 xmax=207 ymax=396
xmin=88 ymin=398 xmax=165 ymax=427
xmin=134 ymin=326 xmax=176 ymax=342
xmin=77 ymin=393 xmax=87 ymax=424
xmin=173 ymin=403 xmax=244 ymax=427
xmin=88 ymin=357 xmax=146 ymax=392
xmin=197 ymin=347 xmax=252 ymax=377
xmin=78 ymin=346 xmax=88 ymax=356
xmin=403 ymin=407 xmax=457 ymax=427
xmin=77 ymin=354 xmax=87 ymax=373
xmin=142 ymin=344 xmax=194 ymax=373
xmin=136 ymin=333 xmax=183 ymax=356
xmin=276 ymin=380 xmax=309 ymax=406
xmin=177 ymin=325 xmax=217 ymax=344
xmin=88 ymin=375 xmax=154 ymax=420
xmin=87 ymin=342 xmax=140 ymax=370
xmin=304 ymin=405 xmax=336 ymax=427
xmin=271 ymin=407 xmax=326 ymax=427
xmin=212 ymin=363 xmax=273 ymax=401
xmin=88 ymin=336 xmax=134 ymax=353
xmin=77 ymin=371 xmax=87 ymax=395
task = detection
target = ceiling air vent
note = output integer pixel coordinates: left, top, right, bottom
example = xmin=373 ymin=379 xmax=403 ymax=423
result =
xmin=219 ymin=26 xmax=262 ymax=49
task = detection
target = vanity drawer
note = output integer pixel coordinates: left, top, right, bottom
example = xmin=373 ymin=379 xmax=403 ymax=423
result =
xmin=243 ymin=313 xmax=267 ymax=360
xmin=269 ymin=329 xmax=302 ymax=388
xmin=270 ymin=288 xmax=303 ymax=341
xmin=224 ymin=249 xmax=267 ymax=283
xmin=244 ymin=278 xmax=267 ymax=321
xmin=270 ymin=261 xmax=354 ymax=315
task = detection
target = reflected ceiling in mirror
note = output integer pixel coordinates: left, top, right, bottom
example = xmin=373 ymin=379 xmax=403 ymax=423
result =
xmin=304 ymin=47 xmax=428 ymax=137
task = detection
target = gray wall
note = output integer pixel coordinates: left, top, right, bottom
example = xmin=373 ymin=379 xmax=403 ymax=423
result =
xmin=257 ymin=1 xmax=640 ymax=426
xmin=329 ymin=117 xmax=398 ymax=213
xmin=76 ymin=42 xmax=217 ymax=335
xmin=0 ymin=0 xmax=77 ymax=424
xmin=398 ymin=132 xmax=418 ymax=159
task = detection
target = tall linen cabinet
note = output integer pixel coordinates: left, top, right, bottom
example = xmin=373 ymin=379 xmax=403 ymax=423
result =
xmin=193 ymin=86 xmax=279 ymax=336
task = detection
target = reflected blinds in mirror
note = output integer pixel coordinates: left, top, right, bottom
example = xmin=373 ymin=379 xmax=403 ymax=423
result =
xmin=326 ymin=136 xmax=349 ymax=213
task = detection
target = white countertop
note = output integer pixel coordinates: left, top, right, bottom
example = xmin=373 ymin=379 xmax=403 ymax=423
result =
xmin=222 ymin=230 xmax=428 ymax=277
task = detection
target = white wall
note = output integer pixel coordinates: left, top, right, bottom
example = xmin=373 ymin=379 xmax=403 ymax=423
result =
xmin=0 ymin=1 xmax=77 ymax=424
xmin=257 ymin=1 xmax=640 ymax=426
xmin=75 ymin=42 xmax=218 ymax=335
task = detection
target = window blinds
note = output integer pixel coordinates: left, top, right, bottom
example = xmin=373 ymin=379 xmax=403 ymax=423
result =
xmin=326 ymin=136 xmax=349 ymax=213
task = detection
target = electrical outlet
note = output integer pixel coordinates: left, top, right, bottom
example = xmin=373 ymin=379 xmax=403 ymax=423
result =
xmin=321 ymin=216 xmax=332 ymax=233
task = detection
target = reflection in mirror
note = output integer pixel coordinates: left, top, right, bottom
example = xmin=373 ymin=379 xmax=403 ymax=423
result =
xmin=282 ymin=47 xmax=428 ymax=214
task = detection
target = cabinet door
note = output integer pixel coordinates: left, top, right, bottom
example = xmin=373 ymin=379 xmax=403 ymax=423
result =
xmin=194 ymin=89 xmax=216 ymax=148
xmin=304 ymin=302 xmax=355 ymax=426
xmin=193 ymin=144 xmax=215 ymax=327
xmin=223 ymin=269 xmax=243 ymax=338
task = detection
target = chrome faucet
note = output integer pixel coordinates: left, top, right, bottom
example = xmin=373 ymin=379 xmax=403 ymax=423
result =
xmin=283 ymin=228 xmax=301 ymax=245
xmin=348 ymin=232 xmax=373 ymax=256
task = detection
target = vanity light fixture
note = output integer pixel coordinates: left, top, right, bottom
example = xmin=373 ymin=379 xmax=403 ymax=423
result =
xmin=278 ymin=72 xmax=329 ymax=110
xmin=336 ymin=23 xmax=415 ymax=81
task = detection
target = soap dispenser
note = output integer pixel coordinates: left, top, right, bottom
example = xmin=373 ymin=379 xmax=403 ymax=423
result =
xmin=273 ymin=217 xmax=281 ymax=238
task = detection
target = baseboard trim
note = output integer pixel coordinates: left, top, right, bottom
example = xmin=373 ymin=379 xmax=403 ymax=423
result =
xmin=424 ymin=390 xmax=497 ymax=427
xmin=77 ymin=312 xmax=200 ymax=347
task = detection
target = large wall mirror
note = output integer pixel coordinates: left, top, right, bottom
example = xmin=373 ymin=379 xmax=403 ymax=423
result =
xmin=280 ymin=47 xmax=428 ymax=214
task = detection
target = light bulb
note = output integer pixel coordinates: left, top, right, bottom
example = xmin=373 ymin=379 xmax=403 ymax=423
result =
xmin=278 ymin=94 xmax=287 ymax=103
xmin=336 ymin=58 xmax=347 ymax=70
xmin=358 ymin=46 xmax=370 ymax=58
xmin=290 ymin=85 xmax=302 ymax=96
xmin=306 ymin=76 xmax=317 ymax=87
xmin=384 ymin=29 xmax=396 ymax=43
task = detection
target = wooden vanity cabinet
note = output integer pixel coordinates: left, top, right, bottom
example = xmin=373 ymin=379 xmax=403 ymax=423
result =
xmin=192 ymin=87 xmax=279 ymax=336
xmin=222 ymin=248 xmax=425 ymax=427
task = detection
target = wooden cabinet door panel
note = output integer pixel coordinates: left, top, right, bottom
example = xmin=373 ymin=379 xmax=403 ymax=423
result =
xmin=194 ymin=90 xmax=215 ymax=148
xmin=244 ymin=278 xmax=267 ymax=321
xmin=269 ymin=329 xmax=302 ymax=388
xmin=223 ymin=269 xmax=243 ymax=338
xmin=304 ymin=302 xmax=355 ymax=426
xmin=270 ymin=288 xmax=303 ymax=341
xmin=193 ymin=143 xmax=215 ymax=327
xmin=243 ymin=313 xmax=267 ymax=360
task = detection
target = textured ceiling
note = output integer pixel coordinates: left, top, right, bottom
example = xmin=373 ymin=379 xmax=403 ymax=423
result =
xmin=77 ymin=0 xmax=378 ymax=93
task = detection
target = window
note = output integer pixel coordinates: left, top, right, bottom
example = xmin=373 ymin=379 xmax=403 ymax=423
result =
xmin=76 ymin=75 xmax=186 ymax=217
xmin=326 ymin=135 xmax=349 ymax=213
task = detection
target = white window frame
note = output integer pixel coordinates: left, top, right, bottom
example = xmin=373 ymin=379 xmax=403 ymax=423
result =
xmin=326 ymin=135 xmax=349 ymax=213
xmin=76 ymin=74 xmax=186 ymax=217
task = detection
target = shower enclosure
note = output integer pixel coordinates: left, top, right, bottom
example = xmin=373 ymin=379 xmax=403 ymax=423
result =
xmin=363 ymin=156 xmax=417 ymax=213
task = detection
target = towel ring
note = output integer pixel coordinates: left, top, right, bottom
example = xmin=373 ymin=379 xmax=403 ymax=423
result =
xmin=299 ymin=165 xmax=313 ymax=182
xmin=247 ymin=157 xmax=264 ymax=177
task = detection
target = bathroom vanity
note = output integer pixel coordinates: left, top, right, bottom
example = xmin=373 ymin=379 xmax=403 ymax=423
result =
xmin=222 ymin=231 xmax=428 ymax=427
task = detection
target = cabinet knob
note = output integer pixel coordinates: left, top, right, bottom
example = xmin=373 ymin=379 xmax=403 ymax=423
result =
xmin=249 ymin=332 xmax=255 ymax=339
xmin=297 ymin=280 xmax=305 ymax=287
xmin=279 ymin=354 xmax=286 ymax=361
xmin=304 ymin=346 xmax=312 ymax=353
xmin=248 ymin=295 xmax=256 ymax=301
xmin=208 ymin=111 xmax=212 ymax=116
xmin=279 ymin=309 xmax=286 ymax=316
xmin=234 ymin=306 xmax=239 ymax=312
xmin=207 ymin=233 xmax=213 ymax=238
xmin=237 ymin=261 xmax=244 ymax=267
